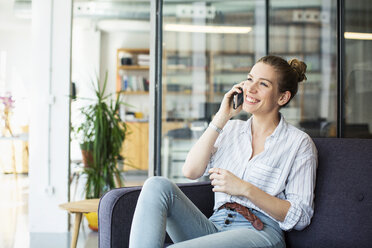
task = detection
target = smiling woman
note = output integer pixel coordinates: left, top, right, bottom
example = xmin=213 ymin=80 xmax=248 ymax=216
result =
xmin=130 ymin=55 xmax=317 ymax=248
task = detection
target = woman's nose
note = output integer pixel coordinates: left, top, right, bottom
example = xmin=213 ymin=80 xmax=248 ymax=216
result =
xmin=244 ymin=80 xmax=258 ymax=93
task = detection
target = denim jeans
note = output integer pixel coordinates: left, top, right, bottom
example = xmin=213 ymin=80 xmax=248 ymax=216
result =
xmin=129 ymin=177 xmax=285 ymax=248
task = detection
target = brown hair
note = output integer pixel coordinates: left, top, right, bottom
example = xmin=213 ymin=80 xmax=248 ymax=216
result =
xmin=257 ymin=55 xmax=307 ymax=107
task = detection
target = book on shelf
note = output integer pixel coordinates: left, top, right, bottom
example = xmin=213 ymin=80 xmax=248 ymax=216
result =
xmin=138 ymin=54 xmax=150 ymax=60
xmin=120 ymin=75 xmax=149 ymax=92
xmin=137 ymin=53 xmax=150 ymax=66
xmin=138 ymin=61 xmax=150 ymax=66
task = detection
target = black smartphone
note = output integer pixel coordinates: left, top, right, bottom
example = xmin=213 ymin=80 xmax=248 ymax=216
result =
xmin=233 ymin=88 xmax=244 ymax=109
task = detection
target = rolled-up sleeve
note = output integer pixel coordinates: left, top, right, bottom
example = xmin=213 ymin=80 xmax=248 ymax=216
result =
xmin=279 ymin=137 xmax=317 ymax=231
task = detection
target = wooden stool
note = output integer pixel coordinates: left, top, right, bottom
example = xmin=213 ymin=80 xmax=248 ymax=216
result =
xmin=59 ymin=199 xmax=100 ymax=248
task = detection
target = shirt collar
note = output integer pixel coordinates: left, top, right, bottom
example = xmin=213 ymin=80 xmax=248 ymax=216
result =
xmin=240 ymin=113 xmax=287 ymax=139
xmin=270 ymin=113 xmax=287 ymax=138
xmin=240 ymin=116 xmax=252 ymax=134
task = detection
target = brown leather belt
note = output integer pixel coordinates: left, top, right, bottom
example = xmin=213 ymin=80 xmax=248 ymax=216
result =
xmin=218 ymin=203 xmax=264 ymax=231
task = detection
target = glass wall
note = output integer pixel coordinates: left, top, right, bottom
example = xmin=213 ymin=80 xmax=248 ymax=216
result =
xmin=270 ymin=0 xmax=337 ymax=137
xmin=70 ymin=0 xmax=151 ymax=199
xmin=161 ymin=1 xmax=266 ymax=182
xmin=155 ymin=0 xmax=372 ymax=181
xmin=344 ymin=0 xmax=372 ymax=138
xmin=160 ymin=0 xmax=339 ymax=182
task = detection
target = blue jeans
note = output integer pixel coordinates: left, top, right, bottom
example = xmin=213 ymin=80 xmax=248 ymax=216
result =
xmin=129 ymin=177 xmax=285 ymax=248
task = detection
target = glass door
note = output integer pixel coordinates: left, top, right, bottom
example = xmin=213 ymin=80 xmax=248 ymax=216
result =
xmin=344 ymin=0 xmax=372 ymax=138
xmin=161 ymin=1 xmax=266 ymax=182
xmin=269 ymin=0 xmax=337 ymax=137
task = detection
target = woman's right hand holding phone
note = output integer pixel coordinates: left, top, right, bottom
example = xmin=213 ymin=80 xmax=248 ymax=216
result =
xmin=213 ymin=82 xmax=245 ymax=128
xmin=183 ymin=81 xmax=245 ymax=180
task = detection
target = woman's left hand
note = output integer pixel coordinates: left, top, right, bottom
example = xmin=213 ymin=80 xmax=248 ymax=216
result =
xmin=209 ymin=168 xmax=249 ymax=197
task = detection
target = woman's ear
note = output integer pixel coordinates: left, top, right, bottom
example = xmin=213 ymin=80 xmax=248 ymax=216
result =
xmin=278 ymin=91 xmax=291 ymax=106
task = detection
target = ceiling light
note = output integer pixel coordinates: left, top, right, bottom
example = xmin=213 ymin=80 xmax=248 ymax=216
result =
xmin=344 ymin=32 xmax=372 ymax=40
xmin=164 ymin=24 xmax=252 ymax=34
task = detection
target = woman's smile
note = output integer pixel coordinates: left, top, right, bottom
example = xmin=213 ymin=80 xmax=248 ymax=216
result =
xmin=245 ymin=95 xmax=260 ymax=104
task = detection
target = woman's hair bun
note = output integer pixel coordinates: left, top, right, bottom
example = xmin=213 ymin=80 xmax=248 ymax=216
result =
xmin=288 ymin=58 xmax=307 ymax=82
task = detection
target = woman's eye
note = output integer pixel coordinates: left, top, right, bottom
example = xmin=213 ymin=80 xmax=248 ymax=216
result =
xmin=247 ymin=78 xmax=253 ymax=82
xmin=260 ymin=82 xmax=268 ymax=87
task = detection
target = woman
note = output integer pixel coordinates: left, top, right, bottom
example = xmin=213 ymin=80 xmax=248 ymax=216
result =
xmin=129 ymin=55 xmax=317 ymax=248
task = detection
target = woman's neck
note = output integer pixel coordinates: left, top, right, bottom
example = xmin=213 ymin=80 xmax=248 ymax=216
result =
xmin=251 ymin=112 xmax=280 ymax=137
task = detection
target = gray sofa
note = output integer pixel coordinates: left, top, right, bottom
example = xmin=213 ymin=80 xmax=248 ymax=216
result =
xmin=98 ymin=138 xmax=372 ymax=248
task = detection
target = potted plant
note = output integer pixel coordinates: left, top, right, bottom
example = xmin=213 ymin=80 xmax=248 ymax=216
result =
xmin=73 ymin=73 xmax=127 ymax=230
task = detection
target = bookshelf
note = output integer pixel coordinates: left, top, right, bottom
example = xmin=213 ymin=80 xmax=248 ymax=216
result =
xmin=116 ymin=48 xmax=150 ymax=93
xmin=116 ymin=48 xmax=150 ymax=171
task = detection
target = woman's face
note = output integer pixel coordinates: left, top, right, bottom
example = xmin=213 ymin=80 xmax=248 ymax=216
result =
xmin=241 ymin=62 xmax=284 ymax=116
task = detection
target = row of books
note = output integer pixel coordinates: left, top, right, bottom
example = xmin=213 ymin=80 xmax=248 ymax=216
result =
xmin=120 ymin=75 xmax=149 ymax=92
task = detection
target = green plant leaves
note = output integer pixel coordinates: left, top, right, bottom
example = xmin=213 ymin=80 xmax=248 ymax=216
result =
xmin=77 ymin=72 xmax=127 ymax=199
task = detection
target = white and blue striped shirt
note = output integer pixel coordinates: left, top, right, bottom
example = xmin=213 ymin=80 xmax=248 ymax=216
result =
xmin=207 ymin=114 xmax=317 ymax=231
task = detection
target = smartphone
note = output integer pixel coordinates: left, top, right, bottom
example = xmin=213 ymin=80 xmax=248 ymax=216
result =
xmin=233 ymin=88 xmax=244 ymax=109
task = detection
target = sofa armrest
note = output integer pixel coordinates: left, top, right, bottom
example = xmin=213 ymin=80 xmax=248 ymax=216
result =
xmin=98 ymin=180 xmax=214 ymax=248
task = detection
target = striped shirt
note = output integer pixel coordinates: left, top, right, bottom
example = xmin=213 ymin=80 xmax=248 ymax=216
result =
xmin=206 ymin=114 xmax=317 ymax=231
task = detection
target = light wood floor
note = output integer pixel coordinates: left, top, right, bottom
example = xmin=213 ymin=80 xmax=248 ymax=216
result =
xmin=0 ymin=171 xmax=146 ymax=248
xmin=0 ymin=173 xmax=29 ymax=248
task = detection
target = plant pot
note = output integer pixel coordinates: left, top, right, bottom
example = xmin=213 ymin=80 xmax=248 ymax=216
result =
xmin=84 ymin=212 xmax=98 ymax=232
xmin=81 ymin=149 xmax=94 ymax=168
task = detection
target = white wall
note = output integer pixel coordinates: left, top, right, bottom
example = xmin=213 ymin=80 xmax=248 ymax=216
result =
xmin=71 ymin=18 xmax=101 ymax=97
xmin=70 ymin=18 xmax=101 ymax=162
xmin=0 ymin=30 xmax=31 ymax=94
xmin=29 ymin=0 xmax=72 ymax=235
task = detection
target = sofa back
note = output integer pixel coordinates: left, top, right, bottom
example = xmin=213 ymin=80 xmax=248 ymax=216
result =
xmin=286 ymin=138 xmax=372 ymax=248
xmin=99 ymin=138 xmax=372 ymax=248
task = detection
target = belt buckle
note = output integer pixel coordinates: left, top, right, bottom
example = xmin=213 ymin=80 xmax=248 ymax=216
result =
xmin=225 ymin=205 xmax=235 ymax=211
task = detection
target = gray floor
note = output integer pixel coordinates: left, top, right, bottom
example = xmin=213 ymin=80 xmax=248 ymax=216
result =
xmin=0 ymin=171 xmax=147 ymax=248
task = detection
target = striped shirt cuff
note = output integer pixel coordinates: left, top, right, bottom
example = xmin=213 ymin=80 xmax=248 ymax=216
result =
xmin=279 ymin=200 xmax=309 ymax=231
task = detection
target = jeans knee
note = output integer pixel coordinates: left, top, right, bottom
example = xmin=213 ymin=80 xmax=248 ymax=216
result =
xmin=142 ymin=176 xmax=174 ymax=194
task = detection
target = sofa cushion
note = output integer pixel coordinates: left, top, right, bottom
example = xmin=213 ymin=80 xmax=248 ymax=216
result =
xmin=286 ymin=138 xmax=372 ymax=248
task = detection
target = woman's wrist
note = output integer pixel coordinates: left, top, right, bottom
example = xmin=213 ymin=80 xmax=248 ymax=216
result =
xmin=211 ymin=112 xmax=229 ymax=129
xmin=242 ymin=181 xmax=253 ymax=199
xmin=209 ymin=123 xmax=223 ymax=134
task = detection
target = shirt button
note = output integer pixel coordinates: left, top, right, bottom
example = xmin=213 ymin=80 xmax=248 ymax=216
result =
xmin=224 ymin=219 xmax=230 ymax=224
xmin=228 ymin=214 xmax=233 ymax=218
